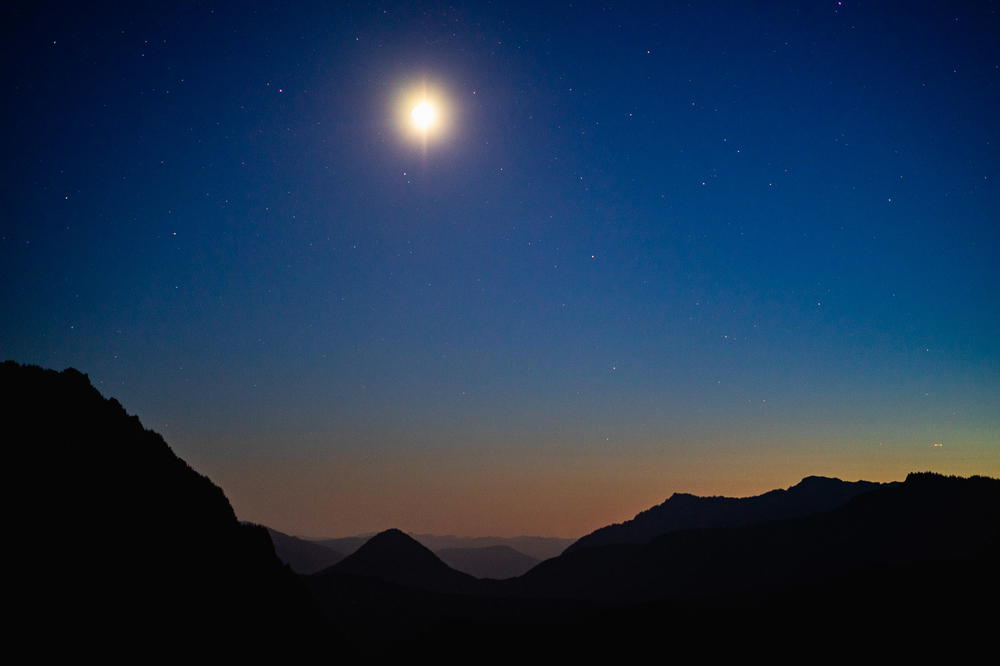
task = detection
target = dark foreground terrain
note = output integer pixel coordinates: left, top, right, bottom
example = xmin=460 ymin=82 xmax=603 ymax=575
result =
xmin=5 ymin=360 xmax=997 ymax=658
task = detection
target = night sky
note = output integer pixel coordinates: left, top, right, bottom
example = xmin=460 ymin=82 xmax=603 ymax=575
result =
xmin=3 ymin=1 xmax=998 ymax=538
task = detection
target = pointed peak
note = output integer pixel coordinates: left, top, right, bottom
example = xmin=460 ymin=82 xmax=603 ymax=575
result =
xmin=351 ymin=528 xmax=435 ymax=559
xmin=367 ymin=528 xmax=416 ymax=543
xmin=330 ymin=525 xmax=477 ymax=593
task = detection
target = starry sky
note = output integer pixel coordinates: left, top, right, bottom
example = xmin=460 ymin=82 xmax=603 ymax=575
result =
xmin=3 ymin=1 xmax=998 ymax=538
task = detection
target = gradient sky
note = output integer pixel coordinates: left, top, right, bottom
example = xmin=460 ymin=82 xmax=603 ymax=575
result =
xmin=3 ymin=1 xmax=998 ymax=538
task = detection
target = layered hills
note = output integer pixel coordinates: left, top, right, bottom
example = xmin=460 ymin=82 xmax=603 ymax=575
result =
xmin=436 ymin=544 xmax=538 ymax=579
xmin=267 ymin=527 xmax=345 ymax=574
xmin=282 ymin=532 xmax=546 ymax=578
xmin=305 ymin=532 xmax=566 ymax=578
xmin=302 ymin=473 xmax=999 ymax=656
xmin=6 ymin=358 xmax=996 ymax=657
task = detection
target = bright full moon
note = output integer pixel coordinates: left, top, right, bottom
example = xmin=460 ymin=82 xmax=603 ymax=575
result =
xmin=396 ymin=81 xmax=450 ymax=146
xmin=411 ymin=102 xmax=437 ymax=130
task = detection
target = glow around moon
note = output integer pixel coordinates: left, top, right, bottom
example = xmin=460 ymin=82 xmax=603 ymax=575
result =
xmin=396 ymin=81 xmax=451 ymax=145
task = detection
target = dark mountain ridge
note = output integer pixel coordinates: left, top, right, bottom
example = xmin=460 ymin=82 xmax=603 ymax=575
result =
xmin=311 ymin=534 xmax=371 ymax=555
xmin=267 ymin=527 xmax=345 ymax=574
xmin=309 ymin=533 xmax=572 ymax=561
xmin=567 ymin=474 xmax=883 ymax=553
xmin=413 ymin=534 xmax=572 ymax=561
xmin=304 ymin=472 xmax=998 ymax=609
xmin=3 ymin=361 xmax=322 ymax=651
xmin=307 ymin=532 xmax=558 ymax=578
xmin=513 ymin=471 xmax=999 ymax=602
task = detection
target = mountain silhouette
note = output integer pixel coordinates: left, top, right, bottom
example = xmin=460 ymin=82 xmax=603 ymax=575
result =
xmin=309 ymin=533 xmax=572 ymax=561
xmin=3 ymin=361 xmax=322 ymax=652
xmin=267 ymin=527 xmax=345 ymax=574
xmin=515 ymin=472 xmax=999 ymax=602
xmin=414 ymin=534 xmax=573 ymax=561
xmin=301 ymin=472 xmax=998 ymax=658
xmin=311 ymin=534 xmax=372 ymax=556
xmin=436 ymin=544 xmax=539 ymax=579
xmin=566 ymin=474 xmax=882 ymax=553
xmin=8 ymin=360 xmax=996 ymax=658
xmin=318 ymin=528 xmax=480 ymax=594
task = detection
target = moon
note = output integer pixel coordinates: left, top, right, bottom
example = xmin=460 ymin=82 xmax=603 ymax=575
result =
xmin=396 ymin=81 xmax=451 ymax=146
xmin=411 ymin=101 xmax=438 ymax=131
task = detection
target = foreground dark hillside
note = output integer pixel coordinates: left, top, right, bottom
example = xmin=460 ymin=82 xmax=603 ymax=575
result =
xmin=3 ymin=361 xmax=322 ymax=652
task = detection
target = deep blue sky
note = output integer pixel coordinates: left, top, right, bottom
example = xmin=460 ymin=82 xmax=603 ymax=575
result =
xmin=3 ymin=1 xmax=998 ymax=536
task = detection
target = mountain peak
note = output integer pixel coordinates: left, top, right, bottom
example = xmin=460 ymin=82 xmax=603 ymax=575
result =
xmin=325 ymin=528 xmax=478 ymax=594
xmin=353 ymin=528 xmax=433 ymax=558
xmin=343 ymin=528 xmax=443 ymax=567
xmin=369 ymin=527 xmax=410 ymax=541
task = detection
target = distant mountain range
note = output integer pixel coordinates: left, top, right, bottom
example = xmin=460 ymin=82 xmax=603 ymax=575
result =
xmin=302 ymin=472 xmax=999 ymax=656
xmin=410 ymin=534 xmax=572 ymax=561
xmin=300 ymin=472 xmax=999 ymax=603
xmin=512 ymin=471 xmax=999 ymax=602
xmin=566 ymin=474 xmax=883 ymax=553
xmin=436 ymin=544 xmax=538 ymax=579
xmin=8 ymin=358 xmax=997 ymax=658
xmin=309 ymin=533 xmax=570 ymax=561
xmin=278 ymin=536 xmax=539 ymax=579
xmin=295 ymin=531 xmax=566 ymax=579
xmin=310 ymin=534 xmax=372 ymax=556
xmin=284 ymin=475 xmax=882 ymax=579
